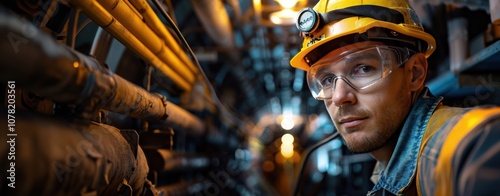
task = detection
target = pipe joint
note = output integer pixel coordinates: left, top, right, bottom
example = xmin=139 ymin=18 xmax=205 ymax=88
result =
xmin=154 ymin=93 xmax=169 ymax=121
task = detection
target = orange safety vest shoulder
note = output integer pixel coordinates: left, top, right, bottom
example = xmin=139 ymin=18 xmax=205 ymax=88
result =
xmin=416 ymin=107 xmax=500 ymax=195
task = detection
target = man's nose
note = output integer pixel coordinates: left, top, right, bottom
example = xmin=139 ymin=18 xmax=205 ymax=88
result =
xmin=330 ymin=78 xmax=357 ymax=107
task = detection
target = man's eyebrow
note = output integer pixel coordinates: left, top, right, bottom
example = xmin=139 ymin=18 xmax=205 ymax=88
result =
xmin=314 ymin=50 xmax=380 ymax=73
xmin=344 ymin=51 xmax=379 ymax=65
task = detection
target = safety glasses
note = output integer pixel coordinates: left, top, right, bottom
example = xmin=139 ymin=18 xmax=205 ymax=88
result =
xmin=307 ymin=45 xmax=414 ymax=100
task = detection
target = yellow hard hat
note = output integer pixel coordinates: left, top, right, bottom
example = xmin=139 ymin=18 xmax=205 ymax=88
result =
xmin=290 ymin=0 xmax=436 ymax=71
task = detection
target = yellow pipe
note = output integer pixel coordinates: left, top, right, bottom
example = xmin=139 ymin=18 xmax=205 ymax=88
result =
xmin=97 ymin=0 xmax=196 ymax=84
xmin=123 ymin=0 xmax=143 ymax=20
xmin=69 ymin=0 xmax=192 ymax=91
xmin=132 ymin=0 xmax=218 ymax=108
xmin=129 ymin=0 xmax=199 ymax=74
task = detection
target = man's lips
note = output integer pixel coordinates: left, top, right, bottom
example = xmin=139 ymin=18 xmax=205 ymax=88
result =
xmin=338 ymin=116 xmax=368 ymax=128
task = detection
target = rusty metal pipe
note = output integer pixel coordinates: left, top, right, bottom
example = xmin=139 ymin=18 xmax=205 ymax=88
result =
xmin=109 ymin=74 xmax=205 ymax=133
xmin=0 ymin=111 xmax=148 ymax=195
xmin=144 ymin=149 xmax=212 ymax=172
xmin=0 ymin=12 xmax=205 ymax=133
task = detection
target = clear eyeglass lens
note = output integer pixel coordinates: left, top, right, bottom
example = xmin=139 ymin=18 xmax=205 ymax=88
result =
xmin=307 ymin=46 xmax=405 ymax=100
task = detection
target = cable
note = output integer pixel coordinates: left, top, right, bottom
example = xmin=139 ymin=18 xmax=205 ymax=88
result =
xmin=151 ymin=0 xmax=247 ymax=129
xmin=293 ymin=132 xmax=340 ymax=196
xmin=66 ymin=8 xmax=78 ymax=48
xmin=76 ymin=19 xmax=92 ymax=35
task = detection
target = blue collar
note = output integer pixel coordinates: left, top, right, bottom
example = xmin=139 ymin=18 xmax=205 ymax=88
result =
xmin=369 ymin=88 xmax=443 ymax=195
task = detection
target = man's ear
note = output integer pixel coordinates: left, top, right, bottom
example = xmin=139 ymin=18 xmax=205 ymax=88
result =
xmin=405 ymin=53 xmax=428 ymax=91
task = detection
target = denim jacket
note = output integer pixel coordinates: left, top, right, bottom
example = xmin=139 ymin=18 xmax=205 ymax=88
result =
xmin=367 ymin=88 xmax=500 ymax=195
xmin=368 ymin=88 xmax=445 ymax=195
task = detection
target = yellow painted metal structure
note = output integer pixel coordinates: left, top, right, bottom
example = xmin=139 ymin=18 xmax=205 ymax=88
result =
xmin=69 ymin=0 xmax=194 ymax=92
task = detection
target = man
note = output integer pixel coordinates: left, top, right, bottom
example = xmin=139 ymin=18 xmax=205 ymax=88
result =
xmin=289 ymin=0 xmax=500 ymax=195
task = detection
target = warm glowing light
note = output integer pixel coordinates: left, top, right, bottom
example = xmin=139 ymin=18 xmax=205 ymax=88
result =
xmin=270 ymin=9 xmax=297 ymax=25
xmin=280 ymin=134 xmax=295 ymax=159
xmin=281 ymin=150 xmax=294 ymax=158
xmin=281 ymin=143 xmax=293 ymax=153
xmin=280 ymin=143 xmax=294 ymax=158
xmin=253 ymin=0 xmax=262 ymax=12
xmin=281 ymin=133 xmax=294 ymax=144
xmin=280 ymin=117 xmax=295 ymax=130
xmin=276 ymin=0 xmax=298 ymax=9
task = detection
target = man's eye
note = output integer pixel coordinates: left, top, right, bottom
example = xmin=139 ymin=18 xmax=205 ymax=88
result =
xmin=352 ymin=65 xmax=376 ymax=75
xmin=320 ymin=75 xmax=334 ymax=86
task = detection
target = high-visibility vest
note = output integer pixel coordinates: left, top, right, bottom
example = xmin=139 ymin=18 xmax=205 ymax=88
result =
xmin=416 ymin=106 xmax=500 ymax=195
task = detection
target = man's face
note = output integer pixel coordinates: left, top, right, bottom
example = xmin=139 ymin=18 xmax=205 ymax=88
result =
xmin=315 ymin=42 xmax=413 ymax=153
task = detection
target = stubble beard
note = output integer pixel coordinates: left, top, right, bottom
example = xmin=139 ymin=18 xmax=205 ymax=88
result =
xmin=342 ymin=84 xmax=411 ymax=154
